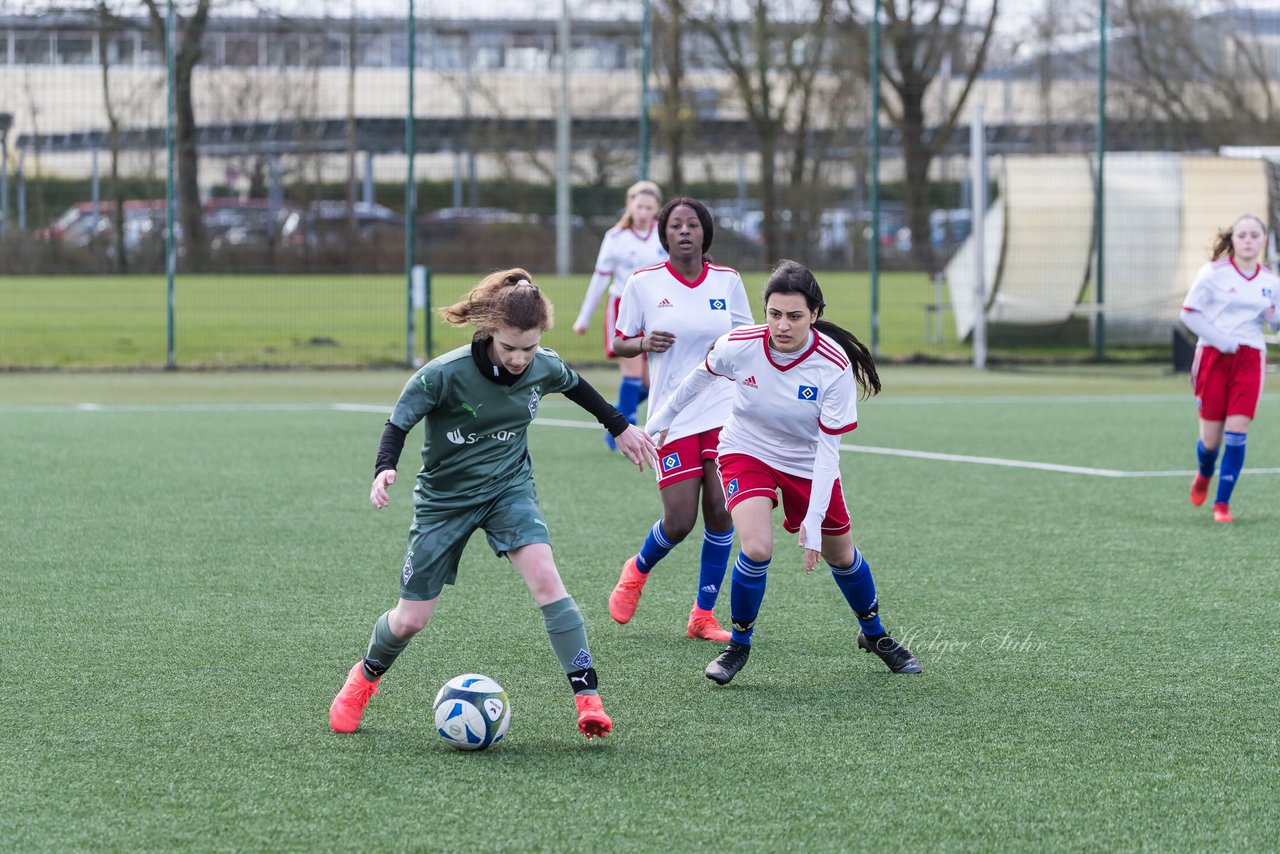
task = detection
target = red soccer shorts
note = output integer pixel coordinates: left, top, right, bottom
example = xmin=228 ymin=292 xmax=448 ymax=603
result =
xmin=1192 ymin=344 xmax=1265 ymax=421
xmin=716 ymin=452 xmax=851 ymax=536
xmin=657 ymin=428 xmax=722 ymax=489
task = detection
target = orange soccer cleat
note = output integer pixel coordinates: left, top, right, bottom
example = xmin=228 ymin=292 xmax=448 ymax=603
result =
xmin=329 ymin=661 xmax=380 ymax=733
xmin=608 ymin=556 xmax=649 ymax=624
xmin=1190 ymin=474 xmax=1211 ymax=507
xmin=1212 ymin=502 xmax=1233 ymax=523
xmin=686 ymin=605 xmax=731 ymax=642
xmin=574 ymin=693 xmax=613 ymax=739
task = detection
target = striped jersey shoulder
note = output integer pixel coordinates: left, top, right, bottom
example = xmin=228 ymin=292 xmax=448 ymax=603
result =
xmin=706 ymin=262 xmax=741 ymax=276
xmin=630 ymin=261 xmax=668 ymax=279
xmin=432 ymin=344 xmax=473 ymax=368
xmin=535 ymin=345 xmax=566 ymax=361
xmin=728 ymin=324 xmax=769 ymax=341
xmin=814 ymin=334 xmax=850 ymax=369
xmin=1211 ymin=258 xmax=1234 ymax=270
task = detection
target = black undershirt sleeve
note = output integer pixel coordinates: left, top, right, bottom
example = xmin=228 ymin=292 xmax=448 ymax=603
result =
xmin=374 ymin=420 xmax=409 ymax=477
xmin=563 ymin=376 xmax=630 ymax=437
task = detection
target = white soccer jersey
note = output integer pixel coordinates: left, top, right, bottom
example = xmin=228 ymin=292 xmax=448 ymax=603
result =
xmin=1182 ymin=259 xmax=1279 ymax=351
xmin=615 ymin=261 xmax=753 ymax=441
xmin=708 ymin=325 xmax=858 ymax=478
xmin=573 ymin=224 xmax=668 ymax=330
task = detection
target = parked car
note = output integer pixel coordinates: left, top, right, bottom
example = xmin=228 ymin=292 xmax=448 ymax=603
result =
xmin=205 ymin=198 xmax=300 ymax=253
xmin=38 ymin=199 xmax=168 ymax=256
xmin=292 ymin=200 xmax=403 ymax=250
xmin=423 ymin=207 xmax=535 ymax=226
xmin=930 ymin=208 xmax=972 ymax=248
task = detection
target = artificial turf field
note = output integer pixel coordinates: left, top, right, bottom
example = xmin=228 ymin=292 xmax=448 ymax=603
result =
xmin=2 ymin=365 xmax=1277 ymax=851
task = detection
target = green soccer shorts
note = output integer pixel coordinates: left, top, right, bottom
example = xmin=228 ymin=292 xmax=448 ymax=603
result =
xmin=398 ymin=480 xmax=552 ymax=601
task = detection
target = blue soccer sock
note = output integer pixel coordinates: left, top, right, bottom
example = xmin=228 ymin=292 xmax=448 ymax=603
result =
xmin=829 ymin=547 xmax=885 ymax=637
xmin=637 ymin=383 xmax=650 ymax=406
xmin=728 ymin=553 xmax=770 ymax=645
xmin=616 ymin=375 xmax=644 ymax=426
xmin=1196 ymin=439 xmax=1219 ymax=478
xmin=635 ymin=520 xmax=677 ymax=574
xmin=1215 ymin=431 xmax=1247 ymax=505
xmin=696 ymin=527 xmax=735 ymax=610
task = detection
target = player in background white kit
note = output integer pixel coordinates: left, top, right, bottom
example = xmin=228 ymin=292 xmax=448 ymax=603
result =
xmin=1179 ymin=214 xmax=1280 ymax=523
xmin=645 ymin=260 xmax=921 ymax=685
xmin=608 ymin=197 xmax=754 ymax=642
xmin=573 ymin=181 xmax=667 ymax=450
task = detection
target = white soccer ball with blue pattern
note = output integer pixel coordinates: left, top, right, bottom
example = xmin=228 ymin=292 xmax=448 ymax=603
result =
xmin=432 ymin=674 xmax=511 ymax=751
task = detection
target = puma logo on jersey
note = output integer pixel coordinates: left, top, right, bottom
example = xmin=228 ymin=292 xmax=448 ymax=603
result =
xmin=658 ymin=298 xmax=673 ymax=307
xmin=742 ymin=376 xmax=758 ymax=389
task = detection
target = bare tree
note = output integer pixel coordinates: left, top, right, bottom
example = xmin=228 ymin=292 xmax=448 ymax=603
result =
xmin=142 ymin=0 xmax=211 ymax=270
xmin=1117 ymin=0 xmax=1278 ymax=149
xmin=859 ymin=0 xmax=998 ymax=268
xmin=690 ymin=0 xmax=842 ymax=263
xmin=95 ymin=0 xmax=129 ymax=271
xmin=652 ymin=0 xmax=693 ymax=194
xmin=1014 ymin=0 xmax=1094 ymax=153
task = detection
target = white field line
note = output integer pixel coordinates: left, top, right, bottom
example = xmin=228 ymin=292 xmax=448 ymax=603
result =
xmin=871 ymin=393 xmax=1193 ymax=406
xmin=4 ymin=404 xmax=1277 ymax=479
xmin=531 ymin=418 xmax=1280 ymax=479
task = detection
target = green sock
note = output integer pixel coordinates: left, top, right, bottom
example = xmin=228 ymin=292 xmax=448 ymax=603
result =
xmin=362 ymin=611 xmax=410 ymax=680
xmin=540 ymin=597 xmax=596 ymax=693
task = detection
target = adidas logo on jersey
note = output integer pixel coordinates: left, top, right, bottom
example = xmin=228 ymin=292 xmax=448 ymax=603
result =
xmin=658 ymin=298 xmax=673 ymax=307
xmin=742 ymin=376 xmax=758 ymax=389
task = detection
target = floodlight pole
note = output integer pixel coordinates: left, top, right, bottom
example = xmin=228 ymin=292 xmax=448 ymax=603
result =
xmin=0 ymin=112 xmax=11 ymax=237
xmin=868 ymin=4 xmax=881 ymax=359
xmin=971 ymin=104 xmax=987 ymax=371
xmin=406 ymin=0 xmax=418 ymax=366
xmin=1094 ymin=0 xmax=1107 ymax=361
xmin=639 ymin=0 xmax=651 ymax=180
xmin=164 ymin=0 xmax=177 ymax=370
xmin=556 ymin=0 xmax=572 ymax=276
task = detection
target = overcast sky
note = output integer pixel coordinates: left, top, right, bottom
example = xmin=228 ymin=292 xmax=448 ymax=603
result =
xmin=0 ymin=0 xmax=1002 ymax=24
xmin=3 ymin=0 xmax=1276 ymax=30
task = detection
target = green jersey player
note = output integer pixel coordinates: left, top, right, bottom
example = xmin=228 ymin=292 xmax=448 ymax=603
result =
xmin=330 ymin=268 xmax=657 ymax=740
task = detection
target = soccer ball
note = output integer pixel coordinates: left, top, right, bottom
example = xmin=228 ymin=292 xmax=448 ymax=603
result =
xmin=432 ymin=674 xmax=511 ymax=751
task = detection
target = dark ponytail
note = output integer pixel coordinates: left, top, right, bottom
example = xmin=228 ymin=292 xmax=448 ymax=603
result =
xmin=763 ymin=259 xmax=881 ymax=400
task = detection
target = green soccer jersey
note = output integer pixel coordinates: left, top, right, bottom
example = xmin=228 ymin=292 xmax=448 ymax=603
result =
xmin=389 ymin=343 xmax=580 ymax=511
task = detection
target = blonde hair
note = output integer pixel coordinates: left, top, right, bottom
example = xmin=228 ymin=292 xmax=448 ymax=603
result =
xmin=1211 ymin=214 xmax=1267 ymax=261
xmin=438 ymin=268 xmax=554 ymax=339
xmin=615 ymin=180 xmax=663 ymax=230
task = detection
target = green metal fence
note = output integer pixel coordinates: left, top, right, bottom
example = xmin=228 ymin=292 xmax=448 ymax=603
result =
xmin=1 ymin=2 xmax=1277 ymax=369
